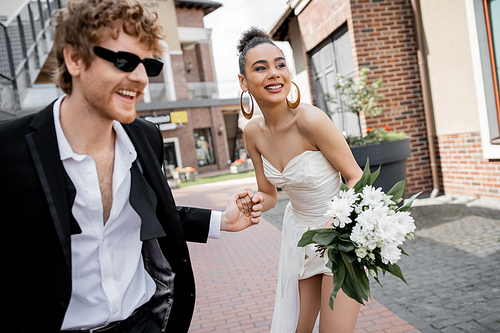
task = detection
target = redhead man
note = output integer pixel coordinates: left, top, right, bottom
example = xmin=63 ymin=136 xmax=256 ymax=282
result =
xmin=0 ymin=1 xmax=262 ymax=332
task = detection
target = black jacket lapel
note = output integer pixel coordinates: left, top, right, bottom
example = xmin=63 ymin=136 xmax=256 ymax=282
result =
xmin=130 ymin=160 xmax=166 ymax=240
xmin=26 ymin=104 xmax=79 ymax=273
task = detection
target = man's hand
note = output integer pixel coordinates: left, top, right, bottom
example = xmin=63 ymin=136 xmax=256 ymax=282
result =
xmin=221 ymin=189 xmax=264 ymax=232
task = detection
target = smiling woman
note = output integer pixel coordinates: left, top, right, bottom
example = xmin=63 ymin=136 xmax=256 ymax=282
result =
xmin=235 ymin=27 xmax=363 ymax=333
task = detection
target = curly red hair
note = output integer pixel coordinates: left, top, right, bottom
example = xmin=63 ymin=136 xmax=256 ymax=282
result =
xmin=51 ymin=0 xmax=165 ymax=94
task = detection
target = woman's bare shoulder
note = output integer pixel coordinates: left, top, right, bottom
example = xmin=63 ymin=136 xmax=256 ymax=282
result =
xmin=245 ymin=116 xmax=262 ymax=131
xmin=295 ymin=103 xmax=332 ymax=129
xmin=243 ymin=115 xmax=265 ymax=137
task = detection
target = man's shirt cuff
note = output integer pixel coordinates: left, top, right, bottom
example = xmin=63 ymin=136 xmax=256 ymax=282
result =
xmin=208 ymin=210 xmax=221 ymax=239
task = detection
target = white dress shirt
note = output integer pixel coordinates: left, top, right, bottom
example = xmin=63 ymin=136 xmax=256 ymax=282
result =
xmin=52 ymin=97 xmax=221 ymax=330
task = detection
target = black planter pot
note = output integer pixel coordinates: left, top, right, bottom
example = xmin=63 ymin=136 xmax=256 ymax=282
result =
xmin=350 ymin=138 xmax=411 ymax=194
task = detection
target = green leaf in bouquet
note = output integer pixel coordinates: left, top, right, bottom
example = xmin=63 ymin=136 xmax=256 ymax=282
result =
xmin=364 ymin=261 xmax=383 ymax=287
xmin=326 ymin=242 xmax=339 ymax=251
xmin=399 ymin=247 xmax=409 ymax=256
xmin=371 ymin=273 xmax=383 ymax=287
xmin=340 ymin=182 xmax=350 ymax=192
xmin=341 ymin=253 xmax=371 ymax=304
xmin=387 ymin=180 xmax=406 ymax=204
xmin=297 ymin=229 xmax=320 ymax=247
xmin=396 ymin=191 xmax=423 ymax=212
xmin=368 ymin=165 xmax=381 ymax=186
xmin=339 ymin=233 xmax=351 ymax=240
xmin=341 ymin=268 xmax=366 ymax=305
xmin=338 ymin=240 xmax=355 ymax=253
xmin=353 ymin=158 xmax=372 ymax=192
xmin=313 ymin=230 xmax=338 ymax=245
xmin=342 ymin=249 xmax=358 ymax=264
xmin=329 ymin=253 xmax=345 ymax=309
xmin=385 ymin=263 xmax=408 ymax=285
xmin=329 ymin=249 xmax=341 ymax=265
xmin=353 ymin=261 xmax=371 ymax=296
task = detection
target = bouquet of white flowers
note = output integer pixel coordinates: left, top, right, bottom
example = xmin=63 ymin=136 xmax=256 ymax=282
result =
xmin=298 ymin=159 xmax=420 ymax=309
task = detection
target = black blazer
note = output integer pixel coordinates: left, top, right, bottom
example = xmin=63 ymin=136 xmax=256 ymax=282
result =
xmin=0 ymin=102 xmax=211 ymax=332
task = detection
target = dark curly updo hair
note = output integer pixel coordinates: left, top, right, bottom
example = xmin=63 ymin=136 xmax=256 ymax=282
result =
xmin=237 ymin=27 xmax=279 ymax=75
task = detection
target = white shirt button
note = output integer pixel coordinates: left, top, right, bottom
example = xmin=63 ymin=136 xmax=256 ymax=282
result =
xmin=86 ymin=169 xmax=92 ymax=174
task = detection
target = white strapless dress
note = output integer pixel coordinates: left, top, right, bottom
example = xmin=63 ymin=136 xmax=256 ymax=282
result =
xmin=262 ymin=150 xmax=341 ymax=333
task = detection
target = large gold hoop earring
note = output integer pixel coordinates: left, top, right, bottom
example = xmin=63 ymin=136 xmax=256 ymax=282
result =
xmin=240 ymin=90 xmax=254 ymax=120
xmin=287 ymin=81 xmax=301 ymax=109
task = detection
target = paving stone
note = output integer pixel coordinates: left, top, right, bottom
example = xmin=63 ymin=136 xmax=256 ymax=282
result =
xmin=456 ymin=320 xmax=492 ymax=332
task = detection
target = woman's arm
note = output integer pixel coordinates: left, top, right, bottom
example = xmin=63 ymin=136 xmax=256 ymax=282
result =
xmin=244 ymin=120 xmax=279 ymax=212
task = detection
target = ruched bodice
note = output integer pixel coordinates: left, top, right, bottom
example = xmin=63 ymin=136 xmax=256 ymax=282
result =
xmin=262 ymin=150 xmax=341 ymax=228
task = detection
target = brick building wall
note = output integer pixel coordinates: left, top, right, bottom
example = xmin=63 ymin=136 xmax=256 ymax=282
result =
xmin=196 ymin=42 xmax=216 ymax=82
xmin=350 ymin=0 xmax=432 ymax=196
xmin=297 ymin=0 xmax=432 ymax=196
xmin=141 ymin=106 xmax=229 ymax=173
xmin=437 ymin=133 xmax=500 ymax=198
xmin=298 ymin=0 xmax=352 ymax=52
xmin=171 ymin=54 xmax=188 ymax=99
xmin=183 ymin=46 xmax=202 ymax=82
xmin=176 ymin=7 xmax=205 ymax=27
xmin=137 ymin=3 xmax=231 ymax=176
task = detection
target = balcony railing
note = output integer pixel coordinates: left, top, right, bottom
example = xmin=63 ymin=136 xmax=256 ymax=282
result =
xmin=186 ymin=81 xmax=218 ymax=100
xmin=146 ymin=81 xmax=219 ymax=103
xmin=0 ymin=0 xmax=61 ymax=114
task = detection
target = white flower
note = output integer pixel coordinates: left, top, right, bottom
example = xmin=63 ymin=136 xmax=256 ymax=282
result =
xmin=355 ymin=247 xmax=368 ymax=259
xmin=380 ymin=243 xmax=402 ymax=264
xmin=350 ymin=223 xmax=365 ymax=244
xmin=374 ymin=215 xmax=399 ymax=245
xmin=382 ymin=193 xmax=394 ymax=206
xmin=339 ymin=188 xmax=359 ymax=206
xmin=360 ymin=186 xmax=385 ymax=208
xmin=356 ymin=206 xmax=387 ymax=231
xmin=324 ymin=196 xmax=354 ymax=228
xmin=393 ymin=211 xmax=416 ymax=236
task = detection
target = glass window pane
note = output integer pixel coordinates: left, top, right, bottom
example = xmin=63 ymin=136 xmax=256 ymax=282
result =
xmin=194 ymin=128 xmax=215 ymax=166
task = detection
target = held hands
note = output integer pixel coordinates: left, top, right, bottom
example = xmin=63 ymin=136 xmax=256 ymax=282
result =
xmin=221 ymin=188 xmax=264 ymax=232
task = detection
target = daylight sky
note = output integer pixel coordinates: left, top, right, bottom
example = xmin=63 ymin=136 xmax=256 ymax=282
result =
xmin=203 ymin=0 xmax=291 ymax=99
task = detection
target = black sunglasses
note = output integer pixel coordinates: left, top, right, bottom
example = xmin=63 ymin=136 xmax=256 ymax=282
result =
xmin=93 ymin=46 xmax=164 ymax=77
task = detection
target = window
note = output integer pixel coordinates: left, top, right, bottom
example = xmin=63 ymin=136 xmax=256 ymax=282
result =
xmin=484 ymin=0 xmax=500 ymax=142
xmin=163 ymin=137 xmax=181 ymax=178
xmin=164 ymin=142 xmax=178 ymax=167
xmin=194 ymin=128 xmax=216 ymax=166
xmin=309 ymin=24 xmax=357 ymax=137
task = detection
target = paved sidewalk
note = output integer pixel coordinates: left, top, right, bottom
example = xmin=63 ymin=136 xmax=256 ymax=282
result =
xmin=265 ymin=191 xmax=500 ymax=332
xmin=173 ymin=178 xmax=420 ymax=333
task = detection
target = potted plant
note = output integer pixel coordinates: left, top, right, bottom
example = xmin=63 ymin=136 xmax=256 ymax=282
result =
xmin=230 ymin=159 xmax=246 ymax=174
xmin=173 ymin=166 xmax=198 ymax=182
xmin=326 ymin=67 xmax=411 ymax=194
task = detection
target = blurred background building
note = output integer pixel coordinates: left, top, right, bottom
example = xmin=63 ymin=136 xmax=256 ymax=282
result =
xmin=0 ymin=0 xmax=247 ymax=178
xmin=1 ymin=0 xmax=499 ymax=199
xmin=269 ymin=0 xmax=500 ymax=198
